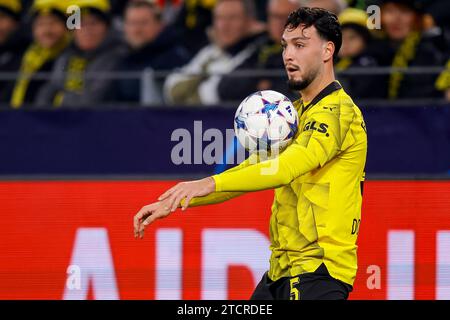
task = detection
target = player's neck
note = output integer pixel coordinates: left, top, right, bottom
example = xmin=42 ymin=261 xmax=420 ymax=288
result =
xmin=300 ymin=68 xmax=336 ymax=103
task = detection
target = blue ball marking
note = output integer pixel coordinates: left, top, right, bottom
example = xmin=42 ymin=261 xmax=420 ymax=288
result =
xmin=260 ymin=98 xmax=280 ymax=116
xmin=235 ymin=116 xmax=247 ymax=130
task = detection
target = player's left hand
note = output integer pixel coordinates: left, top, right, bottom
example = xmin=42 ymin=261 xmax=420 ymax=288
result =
xmin=158 ymin=177 xmax=216 ymax=212
xmin=134 ymin=200 xmax=172 ymax=239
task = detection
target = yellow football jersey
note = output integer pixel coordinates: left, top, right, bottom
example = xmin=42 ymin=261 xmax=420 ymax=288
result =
xmin=189 ymin=81 xmax=367 ymax=286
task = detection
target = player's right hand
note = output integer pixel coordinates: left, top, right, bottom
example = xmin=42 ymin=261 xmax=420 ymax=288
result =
xmin=133 ymin=201 xmax=171 ymax=239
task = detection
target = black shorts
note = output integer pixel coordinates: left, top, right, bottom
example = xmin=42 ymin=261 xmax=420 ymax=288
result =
xmin=250 ymin=263 xmax=353 ymax=300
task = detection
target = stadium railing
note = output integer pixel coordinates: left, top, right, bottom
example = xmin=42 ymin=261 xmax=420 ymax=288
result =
xmin=0 ymin=66 xmax=447 ymax=108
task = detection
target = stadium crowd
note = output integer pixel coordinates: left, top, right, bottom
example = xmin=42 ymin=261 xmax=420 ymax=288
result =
xmin=0 ymin=0 xmax=448 ymax=108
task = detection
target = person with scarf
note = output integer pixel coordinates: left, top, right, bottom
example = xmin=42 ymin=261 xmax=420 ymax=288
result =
xmin=10 ymin=0 xmax=70 ymax=108
xmin=369 ymin=0 xmax=445 ymax=99
xmin=35 ymin=0 xmax=126 ymax=107
xmin=335 ymin=8 xmax=382 ymax=99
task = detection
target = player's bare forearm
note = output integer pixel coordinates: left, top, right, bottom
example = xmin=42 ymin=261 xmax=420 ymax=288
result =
xmin=133 ymin=156 xmax=257 ymax=238
xmin=182 ymin=191 xmax=245 ymax=207
xmin=134 ymin=178 xmax=246 ymax=239
xmin=158 ymin=177 xmax=216 ymax=212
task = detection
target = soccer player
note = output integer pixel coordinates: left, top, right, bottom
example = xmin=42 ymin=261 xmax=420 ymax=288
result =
xmin=134 ymin=7 xmax=367 ymax=300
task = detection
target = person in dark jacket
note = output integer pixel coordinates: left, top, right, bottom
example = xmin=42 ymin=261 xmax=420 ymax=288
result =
xmin=164 ymin=0 xmax=266 ymax=105
xmin=0 ymin=0 xmax=29 ymax=106
xmin=422 ymin=0 xmax=450 ymax=57
xmin=172 ymin=0 xmax=216 ymax=58
xmin=368 ymin=0 xmax=445 ymax=99
xmin=110 ymin=0 xmax=190 ymax=105
xmin=335 ymin=8 xmax=383 ymax=99
xmin=423 ymin=0 xmax=450 ymax=101
xmin=9 ymin=0 xmax=70 ymax=108
xmin=35 ymin=0 xmax=126 ymax=107
xmin=217 ymin=0 xmax=301 ymax=104
xmin=172 ymin=0 xmax=265 ymax=60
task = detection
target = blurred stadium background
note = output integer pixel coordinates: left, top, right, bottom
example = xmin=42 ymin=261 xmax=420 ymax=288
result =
xmin=0 ymin=0 xmax=449 ymax=300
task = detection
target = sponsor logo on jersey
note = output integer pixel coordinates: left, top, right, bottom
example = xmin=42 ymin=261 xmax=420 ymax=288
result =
xmin=303 ymin=121 xmax=329 ymax=137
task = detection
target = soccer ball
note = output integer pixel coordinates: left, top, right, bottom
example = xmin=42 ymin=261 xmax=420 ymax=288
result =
xmin=234 ymin=90 xmax=299 ymax=154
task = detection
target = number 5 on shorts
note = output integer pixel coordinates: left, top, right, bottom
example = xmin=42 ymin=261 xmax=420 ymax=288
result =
xmin=290 ymin=277 xmax=300 ymax=300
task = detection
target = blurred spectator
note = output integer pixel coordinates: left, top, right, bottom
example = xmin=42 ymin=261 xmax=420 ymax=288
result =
xmin=173 ymin=0 xmax=216 ymax=58
xmin=302 ymin=0 xmax=347 ymax=15
xmin=369 ymin=0 xmax=445 ymax=99
xmin=336 ymin=8 xmax=382 ymax=99
xmin=164 ymin=0 xmax=265 ymax=105
xmin=423 ymin=0 xmax=450 ymax=32
xmin=108 ymin=0 xmax=180 ymax=33
xmin=0 ymin=0 xmax=29 ymax=105
xmin=217 ymin=0 xmax=301 ymax=103
xmin=110 ymin=0 xmax=190 ymax=104
xmin=36 ymin=0 xmax=126 ymax=107
xmin=422 ymin=0 xmax=450 ymax=58
xmin=9 ymin=0 xmax=70 ymax=108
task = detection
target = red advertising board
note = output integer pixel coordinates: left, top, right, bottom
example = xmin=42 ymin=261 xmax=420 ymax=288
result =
xmin=0 ymin=181 xmax=449 ymax=300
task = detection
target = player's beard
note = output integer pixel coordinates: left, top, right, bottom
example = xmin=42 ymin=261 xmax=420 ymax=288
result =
xmin=287 ymin=68 xmax=318 ymax=91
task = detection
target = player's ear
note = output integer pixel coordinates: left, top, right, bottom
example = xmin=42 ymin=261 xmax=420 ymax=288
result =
xmin=323 ymin=41 xmax=335 ymax=62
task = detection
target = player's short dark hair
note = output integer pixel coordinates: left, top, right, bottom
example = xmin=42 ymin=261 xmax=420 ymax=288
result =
xmin=284 ymin=7 xmax=342 ymax=58
xmin=125 ymin=0 xmax=162 ymax=22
